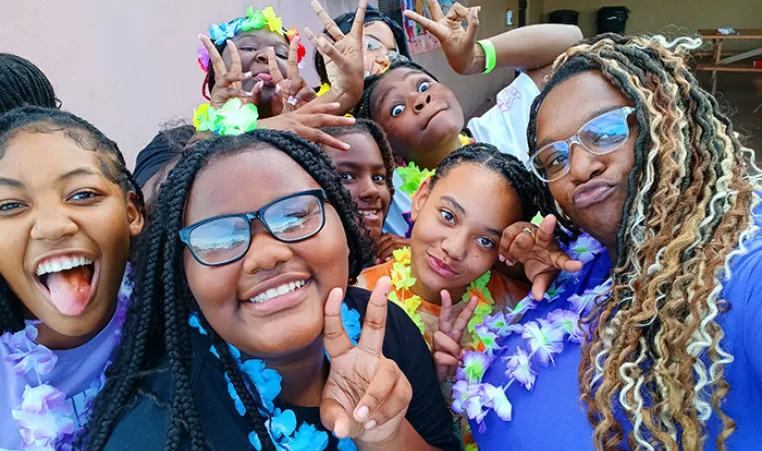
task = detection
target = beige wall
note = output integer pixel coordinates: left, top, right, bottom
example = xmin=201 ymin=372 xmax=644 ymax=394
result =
xmin=2 ymin=0 xmax=518 ymax=168
xmin=543 ymin=0 xmax=762 ymax=51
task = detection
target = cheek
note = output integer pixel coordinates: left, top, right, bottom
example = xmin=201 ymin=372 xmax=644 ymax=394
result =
xmin=184 ymin=253 xmax=240 ymax=309
xmin=464 ymin=249 xmax=493 ymax=279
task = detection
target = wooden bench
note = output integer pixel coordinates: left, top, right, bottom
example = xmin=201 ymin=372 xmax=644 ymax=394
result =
xmin=697 ymin=29 xmax=762 ymax=95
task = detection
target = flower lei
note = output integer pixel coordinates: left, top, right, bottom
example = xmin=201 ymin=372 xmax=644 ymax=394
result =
xmin=194 ymin=98 xmax=259 ymax=136
xmin=197 ymin=6 xmax=306 ymax=73
xmin=1 ymin=265 xmax=133 ymax=450
xmin=388 ymin=248 xmax=496 ymax=350
xmin=187 ymin=302 xmax=362 ymax=451
xmin=451 ymin=233 xmax=608 ymax=433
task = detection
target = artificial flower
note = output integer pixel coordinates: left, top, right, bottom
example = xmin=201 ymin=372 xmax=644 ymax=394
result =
xmin=2 ymin=322 xmax=39 ymax=348
xmin=336 ymin=436 xmax=359 ymax=451
xmin=267 ymin=408 xmax=297 ymax=440
xmin=214 ymin=98 xmax=259 ymax=136
xmin=392 ymin=247 xmax=411 ymax=265
xmin=474 ymin=324 xmax=500 ymax=352
xmin=188 ymin=312 xmax=208 ymax=335
xmin=224 ymin=373 xmax=246 ymax=416
xmin=241 ymin=6 xmax=267 ymax=31
xmin=522 ymin=320 xmax=564 ymax=367
xmin=397 ymin=163 xmax=435 ymax=195
xmin=261 ymin=6 xmax=284 ymax=36
xmin=451 ymin=380 xmax=479 ymax=416
xmin=249 ymin=431 xmax=263 ymax=451
xmin=389 ymin=264 xmax=414 ymax=291
xmin=461 ymin=351 xmax=491 ymax=383
xmin=544 ymin=280 xmax=566 ymax=302
xmin=197 ymin=44 xmax=210 ymax=72
xmin=566 ymin=233 xmax=605 ymax=263
xmin=503 ymin=347 xmax=537 ymax=390
xmin=547 ymin=309 xmax=587 ymax=344
xmin=240 ymin=359 xmax=282 ymax=412
xmin=481 ymin=383 xmax=512 ymax=421
xmin=285 ymin=423 xmax=329 ymax=451
xmin=504 ymin=296 xmax=538 ymax=322
xmin=209 ymin=18 xmax=245 ymax=45
xmin=5 ymin=341 xmax=57 ymax=377
xmin=340 ymin=302 xmax=362 ymax=345
xmin=287 ymin=27 xmax=307 ymax=63
xmin=193 ymin=103 xmax=216 ymax=132
xmin=464 ymin=271 xmax=493 ymax=303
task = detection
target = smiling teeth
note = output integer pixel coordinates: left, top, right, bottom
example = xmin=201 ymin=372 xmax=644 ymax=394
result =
xmin=249 ymin=280 xmax=307 ymax=304
xmin=358 ymin=210 xmax=379 ymax=216
xmin=36 ymin=257 xmax=93 ymax=276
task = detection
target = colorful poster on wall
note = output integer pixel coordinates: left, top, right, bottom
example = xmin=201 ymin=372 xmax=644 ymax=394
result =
xmin=401 ymin=0 xmax=455 ymax=55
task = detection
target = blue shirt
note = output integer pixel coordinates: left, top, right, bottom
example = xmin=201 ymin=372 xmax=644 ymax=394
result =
xmin=473 ymin=215 xmax=762 ymax=450
xmin=383 ymin=170 xmax=413 ymax=237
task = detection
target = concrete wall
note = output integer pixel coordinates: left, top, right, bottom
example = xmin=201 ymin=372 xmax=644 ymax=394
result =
xmin=2 ymin=0 xmax=518 ymax=167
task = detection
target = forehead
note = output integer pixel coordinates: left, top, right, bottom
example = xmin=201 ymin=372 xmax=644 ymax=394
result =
xmin=537 ymin=71 xmax=631 ymax=143
xmin=364 ymin=21 xmax=395 ymax=47
xmin=324 ymin=133 xmax=383 ymax=167
xmin=0 ymin=130 xmax=106 ymax=180
xmin=371 ymin=68 xmax=428 ymax=106
xmin=186 ymin=146 xmax=320 ymax=223
xmin=233 ymin=29 xmax=287 ymax=47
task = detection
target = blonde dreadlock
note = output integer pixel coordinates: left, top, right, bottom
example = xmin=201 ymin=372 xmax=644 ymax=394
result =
xmin=527 ymin=34 xmax=762 ymax=450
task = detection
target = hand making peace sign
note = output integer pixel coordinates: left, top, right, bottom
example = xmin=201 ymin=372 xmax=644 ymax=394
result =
xmin=200 ymin=35 xmax=259 ymax=109
xmin=321 ymin=276 xmax=412 ymax=444
xmin=433 ymin=291 xmax=478 ymax=382
xmin=267 ymin=36 xmax=317 ymax=115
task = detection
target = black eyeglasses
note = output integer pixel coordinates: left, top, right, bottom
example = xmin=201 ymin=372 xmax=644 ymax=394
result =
xmin=527 ymin=106 xmax=636 ymax=183
xmin=179 ymin=189 xmax=327 ymax=266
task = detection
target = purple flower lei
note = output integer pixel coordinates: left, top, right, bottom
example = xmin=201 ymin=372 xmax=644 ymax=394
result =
xmin=452 ymin=234 xmax=611 ymax=433
xmin=2 ymin=265 xmax=133 ymax=450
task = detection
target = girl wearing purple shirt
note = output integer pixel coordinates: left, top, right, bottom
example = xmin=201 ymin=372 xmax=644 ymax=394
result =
xmin=458 ymin=34 xmax=762 ymax=450
xmin=0 ymin=107 xmax=144 ymax=450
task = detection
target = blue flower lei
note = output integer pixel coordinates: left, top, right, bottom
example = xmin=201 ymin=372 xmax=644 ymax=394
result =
xmin=188 ymin=302 xmax=362 ymax=450
xmin=452 ymin=233 xmax=610 ymax=433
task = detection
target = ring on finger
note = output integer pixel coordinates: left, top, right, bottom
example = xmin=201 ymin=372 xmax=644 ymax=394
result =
xmin=522 ymin=227 xmax=536 ymax=241
xmin=287 ymin=95 xmax=298 ymax=106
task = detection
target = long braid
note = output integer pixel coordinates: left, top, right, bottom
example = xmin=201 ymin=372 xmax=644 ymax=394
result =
xmin=0 ymin=53 xmax=58 ymax=113
xmin=86 ymin=129 xmax=372 ymax=449
xmin=527 ymin=34 xmax=762 ymax=450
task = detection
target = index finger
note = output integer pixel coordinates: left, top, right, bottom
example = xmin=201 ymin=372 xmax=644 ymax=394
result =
xmin=349 ymin=0 xmax=368 ymax=38
xmin=227 ymin=40 xmax=242 ymax=76
xmin=357 ymin=276 xmax=391 ymax=355
xmin=451 ymin=296 xmax=478 ymax=340
xmin=267 ymin=47 xmax=285 ymax=84
xmin=200 ymin=34 xmax=228 ymax=80
xmin=287 ymin=36 xmax=300 ymax=82
xmin=311 ymin=0 xmax=345 ymax=41
xmin=323 ymin=287 xmax=354 ymax=358
xmin=438 ymin=290 xmax=455 ymax=336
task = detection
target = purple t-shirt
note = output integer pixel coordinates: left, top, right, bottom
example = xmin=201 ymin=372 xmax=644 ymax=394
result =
xmin=0 ymin=309 xmax=122 ymax=450
xmin=473 ymin=214 xmax=762 ymax=450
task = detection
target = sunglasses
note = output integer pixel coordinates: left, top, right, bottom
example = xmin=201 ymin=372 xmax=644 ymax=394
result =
xmin=179 ymin=189 xmax=327 ymax=266
xmin=527 ymin=106 xmax=636 ymax=183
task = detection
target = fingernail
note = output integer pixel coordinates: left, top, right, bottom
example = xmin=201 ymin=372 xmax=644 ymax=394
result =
xmin=275 ymin=85 xmax=282 ymax=94
xmin=355 ymin=405 xmax=369 ymax=421
xmin=343 ymin=142 xmax=351 ymax=150
xmin=498 ymin=254 xmax=505 ymax=262
xmin=365 ymin=420 xmax=376 ymax=430
xmin=243 ymin=71 xmax=253 ymax=77
xmin=505 ymin=259 xmax=515 ymax=266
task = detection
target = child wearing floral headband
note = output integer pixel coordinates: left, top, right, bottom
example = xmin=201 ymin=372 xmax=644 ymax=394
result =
xmin=0 ymin=107 xmax=144 ymax=450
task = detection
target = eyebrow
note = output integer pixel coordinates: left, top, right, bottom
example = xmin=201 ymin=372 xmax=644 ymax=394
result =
xmin=0 ymin=177 xmax=23 ymax=188
xmin=536 ymin=104 xmax=627 ymax=149
xmin=59 ymin=167 xmax=99 ymax=182
xmin=441 ymin=195 xmax=502 ymax=238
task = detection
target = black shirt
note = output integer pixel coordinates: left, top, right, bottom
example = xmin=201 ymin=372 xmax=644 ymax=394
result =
xmin=104 ymin=287 xmax=460 ymax=450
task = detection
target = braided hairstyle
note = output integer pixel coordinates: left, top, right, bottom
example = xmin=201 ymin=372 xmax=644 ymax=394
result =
xmin=85 ymin=129 xmax=373 ymax=450
xmin=0 ymin=54 xmax=59 ymax=114
xmin=0 ymin=106 xmax=143 ymax=335
xmin=321 ymin=118 xmax=396 ymax=198
xmin=353 ymin=60 xmax=438 ymax=120
xmin=429 ymin=142 xmax=541 ymax=222
xmin=527 ymin=34 xmax=762 ymax=450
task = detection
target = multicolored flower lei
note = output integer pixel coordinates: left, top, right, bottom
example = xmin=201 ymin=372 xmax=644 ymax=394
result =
xmin=194 ymin=98 xmax=259 ymax=136
xmin=2 ymin=265 xmax=133 ymax=450
xmin=187 ymin=303 xmax=362 ymax=451
xmin=451 ymin=233 xmax=608 ymax=433
xmin=388 ymin=248 xmax=496 ymax=350
xmin=197 ymin=6 xmax=306 ymax=73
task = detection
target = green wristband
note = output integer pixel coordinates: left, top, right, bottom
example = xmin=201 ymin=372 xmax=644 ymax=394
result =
xmin=477 ymin=39 xmax=497 ymax=74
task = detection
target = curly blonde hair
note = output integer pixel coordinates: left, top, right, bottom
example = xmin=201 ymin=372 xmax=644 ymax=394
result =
xmin=527 ymin=34 xmax=762 ymax=450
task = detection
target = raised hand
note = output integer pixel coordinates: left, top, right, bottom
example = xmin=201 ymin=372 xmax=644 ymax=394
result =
xmin=403 ymin=0 xmax=481 ymax=74
xmin=499 ymin=214 xmax=583 ymax=300
xmin=200 ymin=35 xmax=260 ymax=108
xmin=268 ymin=36 xmax=317 ymax=115
xmin=321 ymin=277 xmax=412 ymax=444
xmin=374 ymin=234 xmax=410 ymax=264
xmin=433 ymin=290 xmax=478 ymax=382
xmin=258 ymin=102 xmax=354 ymax=150
xmin=304 ymin=0 xmax=367 ymax=98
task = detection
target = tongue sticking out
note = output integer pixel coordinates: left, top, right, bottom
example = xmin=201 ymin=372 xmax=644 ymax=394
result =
xmin=46 ymin=265 xmax=93 ymax=316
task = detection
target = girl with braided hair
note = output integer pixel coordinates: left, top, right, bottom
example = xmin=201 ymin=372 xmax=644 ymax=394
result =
xmin=86 ymin=129 xmax=460 ymax=450
xmin=467 ymin=34 xmax=762 ymax=450
xmin=0 ymin=54 xmax=59 ymax=113
xmin=0 ymin=106 xmax=144 ymax=450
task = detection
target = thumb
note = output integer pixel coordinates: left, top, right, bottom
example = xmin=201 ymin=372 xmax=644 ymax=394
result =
xmin=321 ymin=397 xmax=352 ymax=438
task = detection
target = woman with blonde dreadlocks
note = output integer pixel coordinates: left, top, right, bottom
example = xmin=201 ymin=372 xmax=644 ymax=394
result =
xmin=452 ymin=34 xmax=762 ymax=450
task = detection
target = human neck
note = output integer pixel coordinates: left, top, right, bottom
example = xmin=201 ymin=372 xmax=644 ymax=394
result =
xmin=411 ymin=134 xmax=462 ymax=170
xmin=262 ymin=338 xmax=327 ymax=407
xmin=409 ymin=256 xmax=468 ymax=306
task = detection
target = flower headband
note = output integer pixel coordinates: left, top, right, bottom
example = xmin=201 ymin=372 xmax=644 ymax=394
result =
xmin=197 ymin=6 xmax=306 ymax=73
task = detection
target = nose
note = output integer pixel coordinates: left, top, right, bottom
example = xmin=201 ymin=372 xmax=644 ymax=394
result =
xmin=253 ymin=48 xmax=269 ymax=64
xmin=30 ymin=211 xmax=79 ymax=242
xmin=408 ymin=91 xmax=432 ymax=114
xmin=357 ymin=177 xmax=381 ymax=203
xmin=567 ymin=141 xmax=606 ymax=183
xmin=440 ymin=228 xmax=468 ymax=262
xmin=240 ymin=222 xmax=294 ymax=274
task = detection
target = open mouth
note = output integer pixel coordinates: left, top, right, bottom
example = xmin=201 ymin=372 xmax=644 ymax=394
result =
xmin=358 ymin=209 xmax=381 ymax=222
xmin=35 ymin=255 xmax=99 ymax=317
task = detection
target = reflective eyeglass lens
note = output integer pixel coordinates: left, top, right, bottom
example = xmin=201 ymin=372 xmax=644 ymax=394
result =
xmin=189 ymin=216 xmax=250 ymax=265
xmin=264 ymin=194 xmax=324 ymax=241
xmin=580 ymin=110 xmax=629 ymax=152
xmin=535 ymin=143 xmax=571 ymax=181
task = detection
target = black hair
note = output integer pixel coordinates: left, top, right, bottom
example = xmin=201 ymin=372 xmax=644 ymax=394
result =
xmin=0 ymin=106 xmax=144 ymax=334
xmin=320 ymin=118 xmax=396 ymax=198
xmin=353 ymin=59 xmax=438 ymax=120
xmin=0 ymin=53 xmax=59 ymax=114
xmin=85 ymin=129 xmax=373 ymax=450
xmin=134 ymin=123 xmax=195 ymax=189
xmin=313 ymin=5 xmax=411 ymax=86
xmin=429 ymin=142 xmax=541 ymax=222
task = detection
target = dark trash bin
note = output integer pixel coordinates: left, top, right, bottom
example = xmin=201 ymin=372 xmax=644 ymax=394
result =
xmin=549 ymin=10 xmax=579 ymax=25
xmin=597 ymin=7 xmax=629 ymax=34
